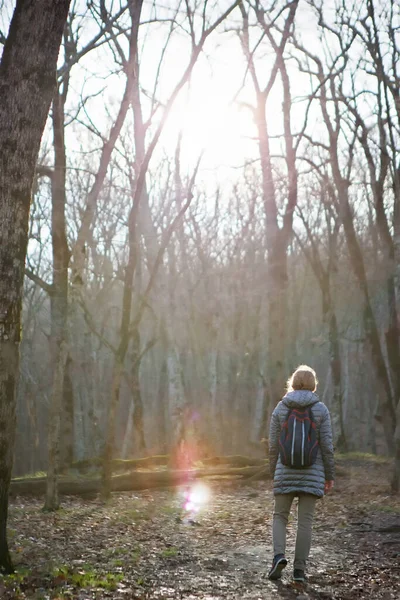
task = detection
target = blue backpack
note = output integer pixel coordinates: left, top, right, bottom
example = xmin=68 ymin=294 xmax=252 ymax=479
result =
xmin=279 ymin=406 xmax=319 ymax=468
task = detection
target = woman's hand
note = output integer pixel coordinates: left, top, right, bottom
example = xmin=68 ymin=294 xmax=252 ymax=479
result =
xmin=324 ymin=480 xmax=334 ymax=494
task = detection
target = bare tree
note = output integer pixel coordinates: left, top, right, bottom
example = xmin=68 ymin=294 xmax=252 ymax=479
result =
xmin=28 ymin=2 xmax=131 ymax=511
xmin=295 ymin=182 xmax=346 ymax=450
xmin=0 ymin=0 xmax=70 ymax=573
xmin=237 ymin=0 xmax=300 ymax=427
xmin=336 ymin=0 xmax=400 ymax=490
xmin=41 ymin=0 xmax=136 ymax=510
xmin=298 ymin=0 xmax=398 ymax=481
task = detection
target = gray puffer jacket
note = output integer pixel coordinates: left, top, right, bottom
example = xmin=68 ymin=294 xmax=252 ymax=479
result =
xmin=269 ymin=390 xmax=335 ymax=498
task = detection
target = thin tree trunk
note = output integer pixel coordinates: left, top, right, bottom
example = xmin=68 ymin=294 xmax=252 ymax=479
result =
xmin=316 ymin=60 xmax=396 ymax=453
xmin=157 ymin=358 xmax=168 ymax=454
xmin=121 ymin=398 xmax=134 ymax=459
xmin=243 ymin=0 xmax=299 ymax=413
xmin=131 ymin=329 xmax=146 ymax=456
xmin=73 ymin=380 xmax=86 ymax=461
xmin=156 ymin=322 xmax=168 ymax=454
xmin=60 ymin=355 xmax=74 ymax=470
xmin=44 ymin=87 xmax=71 ymax=509
xmin=393 ymin=400 xmax=400 ymax=491
xmin=337 ymin=189 xmax=396 ymax=451
xmin=167 ymin=346 xmax=186 ymax=446
xmin=121 ymin=326 xmax=146 ymax=457
xmin=44 ymin=340 xmax=68 ymax=510
xmin=101 ymin=213 xmax=139 ymax=497
xmin=392 ymin=170 xmax=400 ymax=489
xmin=328 ymin=309 xmax=346 ymax=451
xmin=0 ymin=0 xmax=70 ymax=571
xmin=209 ymin=344 xmax=220 ymax=440
xmin=102 ymin=358 xmax=124 ymax=498
xmin=165 ymin=239 xmax=186 ymax=451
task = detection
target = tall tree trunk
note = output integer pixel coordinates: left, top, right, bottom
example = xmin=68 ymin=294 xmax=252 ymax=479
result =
xmin=167 ymin=345 xmax=186 ymax=448
xmin=121 ymin=326 xmax=146 ymax=457
xmin=157 ymin=361 xmax=168 ymax=453
xmin=267 ymin=242 xmax=289 ymax=404
xmin=102 ymin=212 xmax=139 ymax=497
xmin=156 ymin=322 xmax=168 ymax=454
xmin=131 ymin=326 xmax=146 ymax=455
xmin=240 ymin=0 xmax=299 ymax=414
xmin=208 ymin=321 xmax=220 ymax=447
xmin=122 ymin=398 xmax=134 ymax=459
xmin=252 ymin=297 xmax=269 ymax=444
xmin=314 ymin=56 xmax=397 ymax=456
xmin=60 ymin=355 xmax=74 ymax=469
xmin=256 ymin=72 xmax=297 ymax=413
xmin=392 ymin=174 xmax=400 ymax=490
xmin=393 ymin=401 xmax=400 ymax=492
xmin=44 ymin=340 xmax=68 ymax=510
xmin=102 ymin=358 xmax=124 ymax=498
xmin=44 ymin=88 xmax=70 ymax=510
xmin=165 ymin=241 xmax=186 ymax=451
xmin=337 ymin=188 xmax=396 ymax=451
xmin=322 ymin=288 xmax=346 ymax=451
xmin=0 ymin=0 xmax=70 ymax=571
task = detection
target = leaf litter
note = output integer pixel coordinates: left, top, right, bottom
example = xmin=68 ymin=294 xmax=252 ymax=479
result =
xmin=2 ymin=459 xmax=399 ymax=599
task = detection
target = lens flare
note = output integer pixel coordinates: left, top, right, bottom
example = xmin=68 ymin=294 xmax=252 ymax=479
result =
xmin=180 ymin=482 xmax=211 ymax=519
xmin=187 ymin=483 xmax=211 ymax=507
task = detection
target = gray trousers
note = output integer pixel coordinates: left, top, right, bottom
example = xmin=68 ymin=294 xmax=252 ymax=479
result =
xmin=273 ymin=493 xmax=317 ymax=570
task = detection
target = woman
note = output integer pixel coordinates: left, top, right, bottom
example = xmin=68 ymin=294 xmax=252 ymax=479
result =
xmin=268 ymin=365 xmax=335 ymax=583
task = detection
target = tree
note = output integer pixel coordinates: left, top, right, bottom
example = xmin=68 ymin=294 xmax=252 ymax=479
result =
xmin=295 ymin=185 xmax=346 ymax=450
xmin=297 ymin=0 xmax=398 ymax=480
xmin=0 ymin=0 xmax=71 ymax=573
xmin=42 ymin=0 xmax=128 ymax=511
xmin=338 ymin=0 xmax=400 ymax=490
xmin=238 ymin=0 xmax=300 ymax=422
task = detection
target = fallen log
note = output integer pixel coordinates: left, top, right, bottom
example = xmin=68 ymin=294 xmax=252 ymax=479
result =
xmin=10 ymin=465 xmax=269 ymax=498
xmin=69 ymin=454 xmax=266 ymax=474
xmin=70 ymin=455 xmax=170 ymax=473
xmin=202 ymin=455 xmax=266 ymax=468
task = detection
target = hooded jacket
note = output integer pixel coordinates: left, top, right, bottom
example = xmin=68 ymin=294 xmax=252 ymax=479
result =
xmin=269 ymin=390 xmax=335 ymax=498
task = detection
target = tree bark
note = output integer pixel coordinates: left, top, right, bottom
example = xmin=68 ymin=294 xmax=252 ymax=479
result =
xmin=60 ymin=355 xmax=74 ymax=470
xmin=44 ymin=340 xmax=68 ymax=510
xmin=44 ymin=87 xmax=71 ymax=510
xmin=121 ymin=326 xmax=147 ymax=457
xmin=323 ymin=289 xmax=346 ymax=451
xmin=393 ymin=400 xmax=400 ymax=492
xmin=102 ymin=357 xmax=124 ymax=498
xmin=394 ymin=183 xmax=400 ymax=488
xmin=337 ymin=188 xmax=396 ymax=451
xmin=156 ymin=322 xmax=168 ymax=454
xmin=240 ymin=0 xmax=299 ymax=414
xmin=310 ymin=46 xmax=397 ymax=454
xmin=131 ymin=327 xmax=146 ymax=455
xmin=0 ymin=0 xmax=70 ymax=572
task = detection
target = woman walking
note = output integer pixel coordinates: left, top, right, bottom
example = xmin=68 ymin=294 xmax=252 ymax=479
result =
xmin=268 ymin=365 xmax=335 ymax=583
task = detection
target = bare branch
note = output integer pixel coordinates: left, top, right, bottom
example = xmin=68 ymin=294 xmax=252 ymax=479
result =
xmin=24 ymin=269 xmax=54 ymax=296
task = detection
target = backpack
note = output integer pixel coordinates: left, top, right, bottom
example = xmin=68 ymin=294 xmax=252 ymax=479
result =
xmin=278 ymin=406 xmax=319 ymax=468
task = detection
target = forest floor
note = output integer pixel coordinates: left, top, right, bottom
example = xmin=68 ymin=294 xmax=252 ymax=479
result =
xmin=1 ymin=457 xmax=399 ymax=599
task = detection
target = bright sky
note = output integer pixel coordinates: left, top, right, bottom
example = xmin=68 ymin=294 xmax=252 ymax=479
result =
xmin=55 ymin=0 xmax=320 ymax=193
xmin=1 ymin=0 xmax=382 ymax=213
xmin=1 ymin=0 xmax=389 ymax=272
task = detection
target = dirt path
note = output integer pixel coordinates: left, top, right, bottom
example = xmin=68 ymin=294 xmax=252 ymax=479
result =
xmin=2 ymin=460 xmax=399 ymax=599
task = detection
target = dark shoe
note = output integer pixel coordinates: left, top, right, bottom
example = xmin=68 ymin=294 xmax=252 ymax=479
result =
xmin=293 ymin=569 xmax=306 ymax=582
xmin=268 ymin=554 xmax=287 ymax=580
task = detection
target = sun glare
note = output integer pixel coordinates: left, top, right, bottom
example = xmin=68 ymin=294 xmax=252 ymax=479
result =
xmin=180 ymin=482 xmax=211 ymax=516
xmin=164 ymin=89 xmax=256 ymax=170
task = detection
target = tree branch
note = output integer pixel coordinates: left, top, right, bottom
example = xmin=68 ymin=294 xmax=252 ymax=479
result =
xmin=24 ymin=269 xmax=54 ymax=296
